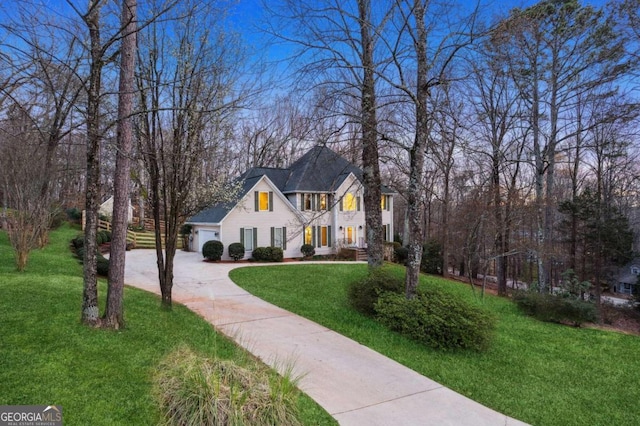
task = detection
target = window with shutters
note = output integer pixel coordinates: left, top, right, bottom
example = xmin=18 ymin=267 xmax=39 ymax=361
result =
xmin=319 ymin=194 xmax=327 ymax=210
xmin=343 ymin=192 xmax=357 ymax=211
xmin=259 ymin=192 xmax=269 ymax=211
xmin=271 ymin=227 xmax=286 ymax=249
xmin=304 ymin=226 xmax=313 ymax=245
xmin=241 ymin=227 xmax=256 ymax=251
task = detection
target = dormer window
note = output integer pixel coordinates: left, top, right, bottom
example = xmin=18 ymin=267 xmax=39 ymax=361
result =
xmin=632 ymin=266 xmax=640 ymax=275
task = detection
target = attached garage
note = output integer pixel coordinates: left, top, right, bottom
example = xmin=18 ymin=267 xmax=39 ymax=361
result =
xmin=197 ymin=229 xmax=220 ymax=253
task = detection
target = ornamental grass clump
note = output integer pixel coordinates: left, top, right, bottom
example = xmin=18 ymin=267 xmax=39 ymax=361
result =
xmin=154 ymin=346 xmax=301 ymax=426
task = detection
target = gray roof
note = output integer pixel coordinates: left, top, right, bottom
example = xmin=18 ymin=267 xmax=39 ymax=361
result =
xmin=188 ymin=145 xmax=393 ymax=224
xmin=282 ymin=145 xmax=362 ymax=193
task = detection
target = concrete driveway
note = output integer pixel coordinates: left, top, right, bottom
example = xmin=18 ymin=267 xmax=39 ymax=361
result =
xmin=124 ymin=249 xmax=527 ymax=426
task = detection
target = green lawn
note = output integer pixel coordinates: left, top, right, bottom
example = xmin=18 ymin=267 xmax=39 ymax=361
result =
xmin=0 ymin=225 xmax=335 ymax=425
xmin=230 ymin=264 xmax=640 ymax=426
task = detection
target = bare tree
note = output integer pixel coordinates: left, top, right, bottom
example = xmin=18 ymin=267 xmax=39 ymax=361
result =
xmin=239 ymin=95 xmax=314 ymax=169
xmin=267 ymin=0 xmax=391 ymax=267
xmin=103 ymin=0 xmax=137 ymax=329
xmin=494 ymin=0 xmax=627 ymax=291
xmin=136 ymin=0 xmax=246 ymax=308
xmin=383 ymin=0 xmax=478 ymax=296
xmin=466 ymin=35 xmax=523 ymax=295
xmin=0 ymin=3 xmax=84 ymax=268
xmin=0 ymin=105 xmax=52 ymax=270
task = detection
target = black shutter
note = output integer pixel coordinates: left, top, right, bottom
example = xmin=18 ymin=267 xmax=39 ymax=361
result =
xmin=283 ymin=227 xmax=287 ymax=250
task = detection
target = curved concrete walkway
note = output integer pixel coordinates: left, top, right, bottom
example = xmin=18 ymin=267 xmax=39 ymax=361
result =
xmin=124 ymin=249 xmax=527 ymax=426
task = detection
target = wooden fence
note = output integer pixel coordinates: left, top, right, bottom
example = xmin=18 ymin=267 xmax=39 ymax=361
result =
xmin=82 ymin=212 xmax=181 ymax=249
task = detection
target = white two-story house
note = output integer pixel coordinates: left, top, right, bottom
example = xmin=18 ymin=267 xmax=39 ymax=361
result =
xmin=187 ymin=145 xmax=395 ymax=260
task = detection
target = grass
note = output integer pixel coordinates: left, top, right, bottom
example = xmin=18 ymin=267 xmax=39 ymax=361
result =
xmin=230 ymin=264 xmax=640 ymax=426
xmin=0 ymin=225 xmax=335 ymax=425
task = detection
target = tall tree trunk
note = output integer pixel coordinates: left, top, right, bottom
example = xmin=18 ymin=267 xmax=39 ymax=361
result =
xmin=81 ymin=0 xmax=103 ymax=326
xmin=358 ymin=0 xmax=383 ymax=269
xmin=160 ymin=211 xmax=179 ymax=309
xmin=104 ymin=0 xmax=137 ymax=329
xmin=404 ymin=0 xmax=428 ymax=298
xmin=493 ymin=151 xmax=507 ymax=296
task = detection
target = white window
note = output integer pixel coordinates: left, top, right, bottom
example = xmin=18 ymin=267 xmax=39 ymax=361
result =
xmin=271 ymin=227 xmax=287 ymax=249
xmin=242 ymin=227 xmax=255 ymax=251
xmin=632 ymin=266 xmax=640 ymax=275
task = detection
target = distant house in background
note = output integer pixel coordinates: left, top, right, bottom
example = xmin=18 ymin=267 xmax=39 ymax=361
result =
xmin=614 ymin=259 xmax=640 ymax=295
xmin=99 ymin=196 xmax=134 ymax=223
xmin=187 ymin=145 xmax=395 ymax=260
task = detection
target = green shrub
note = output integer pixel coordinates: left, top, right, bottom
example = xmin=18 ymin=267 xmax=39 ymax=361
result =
xmin=252 ymin=247 xmax=284 ymax=262
xmin=228 ymin=243 xmax=245 ymax=261
xmin=300 ymin=244 xmax=315 ymax=258
xmin=179 ymin=224 xmax=192 ymax=235
xmin=513 ymin=291 xmax=597 ymax=326
xmin=421 ymin=239 xmax=443 ymax=275
xmin=97 ymin=230 xmax=111 ymax=244
xmin=375 ymin=289 xmax=495 ymax=351
xmin=153 ymin=346 xmax=301 ymax=426
xmin=97 ymin=256 xmax=110 ymax=277
xmin=73 ymin=244 xmax=109 ymax=276
xmin=75 ymin=246 xmax=85 ymax=260
xmin=394 ymin=246 xmax=409 ymax=264
xmin=347 ymin=267 xmax=404 ymax=316
xmin=66 ymin=207 xmax=82 ymax=221
xmin=202 ymin=240 xmax=224 ymax=261
xmin=268 ymin=246 xmax=284 ymax=262
xmin=252 ymin=247 xmax=269 ymax=261
xmin=71 ymin=235 xmax=84 ymax=250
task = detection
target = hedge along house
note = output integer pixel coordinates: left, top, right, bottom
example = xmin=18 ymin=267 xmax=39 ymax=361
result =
xmin=186 ymin=145 xmax=395 ymax=260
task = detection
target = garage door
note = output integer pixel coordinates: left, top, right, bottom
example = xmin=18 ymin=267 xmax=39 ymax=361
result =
xmin=198 ymin=230 xmax=219 ymax=252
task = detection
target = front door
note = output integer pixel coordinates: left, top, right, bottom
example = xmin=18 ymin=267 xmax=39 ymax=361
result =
xmin=346 ymin=226 xmax=354 ymax=245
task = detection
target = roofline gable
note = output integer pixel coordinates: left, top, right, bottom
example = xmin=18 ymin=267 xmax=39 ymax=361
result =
xmin=218 ymin=174 xmax=305 ymax=224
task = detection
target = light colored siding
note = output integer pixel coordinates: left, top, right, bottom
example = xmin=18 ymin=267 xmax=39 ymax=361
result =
xmin=192 ymin=173 xmax=395 ymax=258
xmin=219 ymin=178 xmax=303 ymax=259
xmin=335 ymin=175 xmax=366 ymax=247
